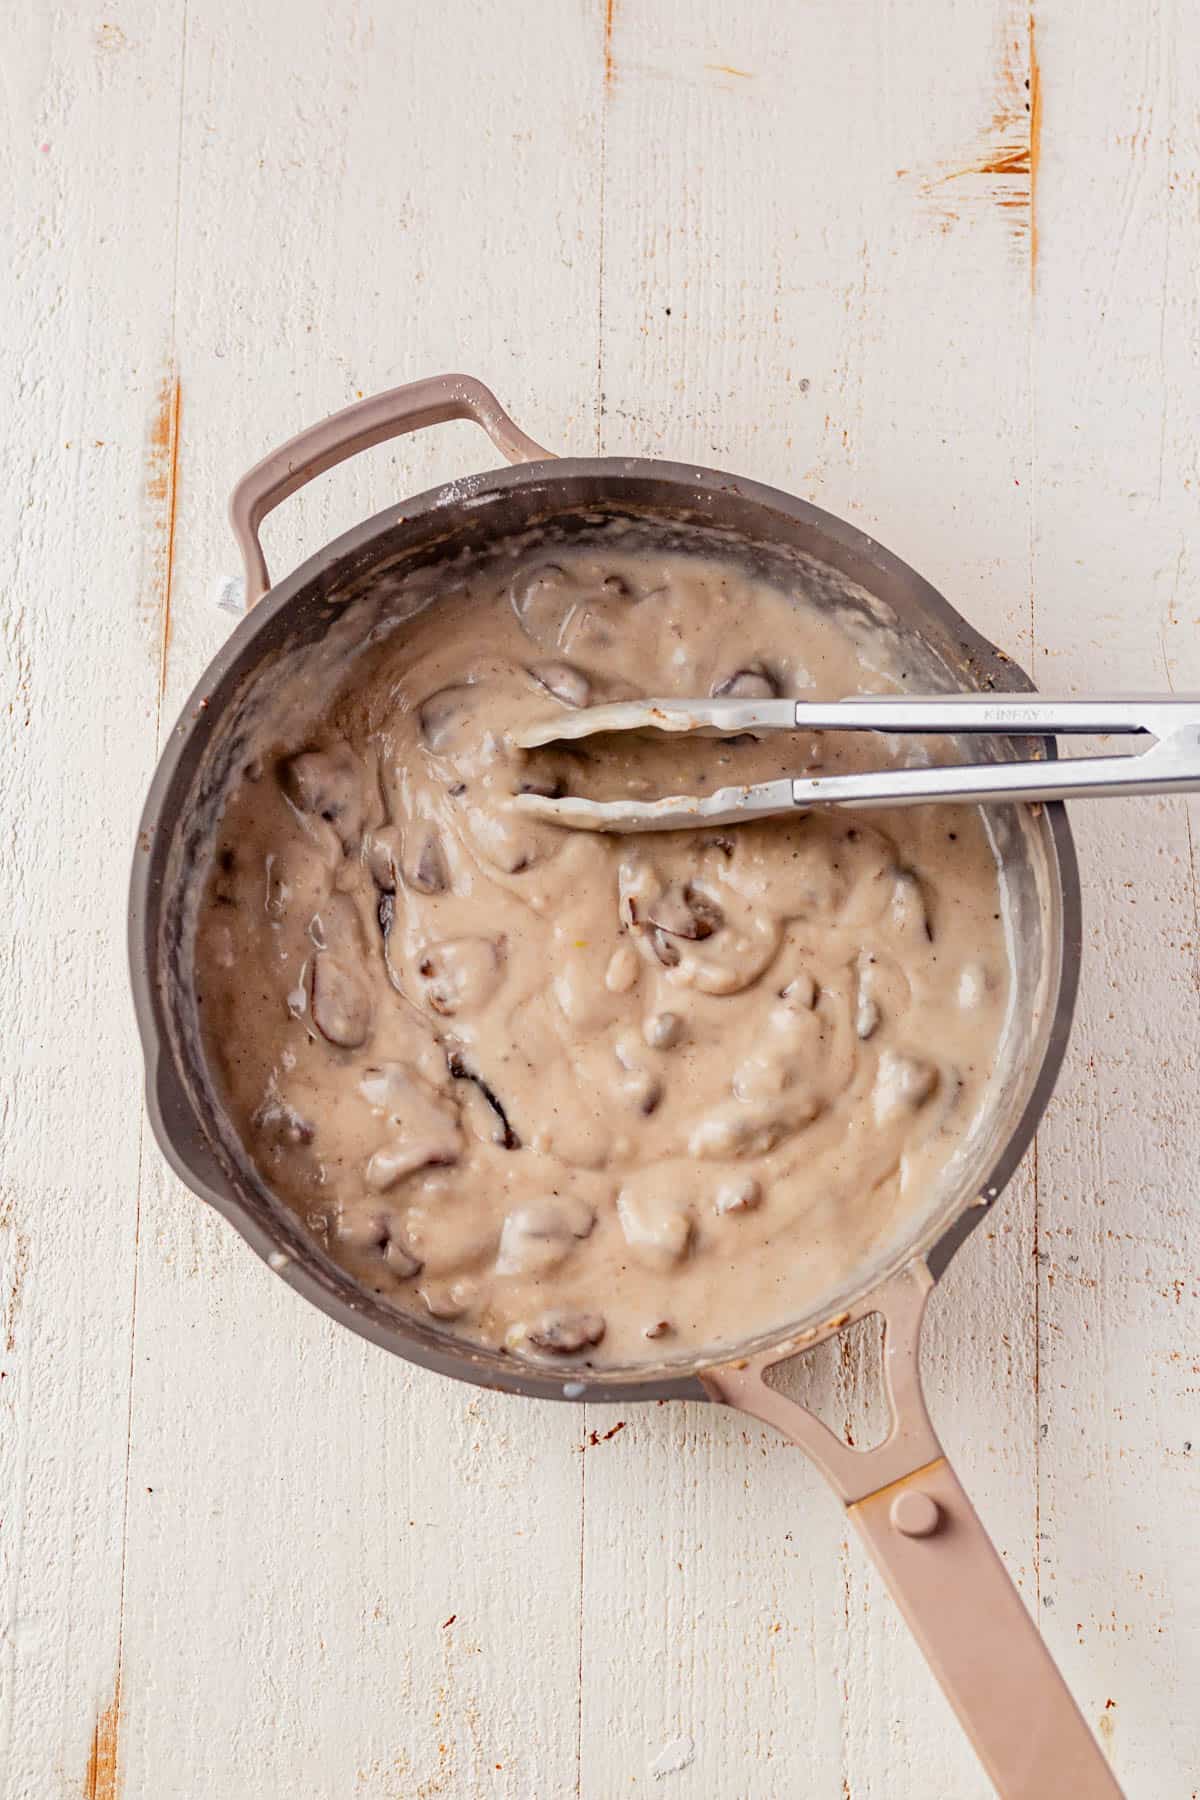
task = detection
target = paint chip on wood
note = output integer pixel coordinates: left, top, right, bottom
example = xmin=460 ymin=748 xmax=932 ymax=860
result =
xmin=650 ymin=1735 xmax=695 ymax=1779
xmin=83 ymin=1675 xmax=121 ymax=1800
xmin=144 ymin=366 xmax=182 ymax=698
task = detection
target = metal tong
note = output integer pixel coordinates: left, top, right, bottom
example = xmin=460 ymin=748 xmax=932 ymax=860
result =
xmin=509 ymin=693 xmax=1200 ymax=832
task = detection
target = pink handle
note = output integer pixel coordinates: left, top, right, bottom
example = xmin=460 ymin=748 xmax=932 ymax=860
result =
xmin=229 ymin=373 xmax=552 ymax=606
xmin=704 ymin=1264 xmax=1121 ymax=1798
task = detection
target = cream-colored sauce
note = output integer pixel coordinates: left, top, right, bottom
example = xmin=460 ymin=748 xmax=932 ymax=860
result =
xmin=194 ymin=547 xmax=1010 ymax=1367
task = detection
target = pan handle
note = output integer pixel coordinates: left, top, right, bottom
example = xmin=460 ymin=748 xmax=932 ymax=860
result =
xmin=703 ymin=1263 xmax=1121 ymax=1797
xmin=229 ymin=373 xmax=554 ymax=607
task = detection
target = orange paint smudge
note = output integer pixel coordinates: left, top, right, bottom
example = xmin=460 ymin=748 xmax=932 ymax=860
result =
xmin=83 ymin=1675 xmax=121 ymax=1800
xmin=706 ymin=64 xmax=753 ymax=78
xmin=901 ymin=6 xmax=1040 ymax=269
xmin=145 ymin=369 xmax=182 ymax=699
xmin=977 ymin=144 xmax=1030 ymax=178
xmin=603 ymin=0 xmax=616 ymax=90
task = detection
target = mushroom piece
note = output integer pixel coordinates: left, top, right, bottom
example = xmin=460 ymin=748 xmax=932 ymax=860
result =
xmin=605 ymin=944 xmax=641 ymax=995
xmin=528 ymin=661 xmax=591 ymax=709
xmin=335 ymin=1211 xmax=423 ymax=1279
xmin=714 ymin=1175 xmax=762 ymax=1216
xmin=495 ymin=1200 xmax=595 ymax=1277
xmin=643 ymin=882 xmax=723 ymax=941
xmin=616 ymin=1185 xmax=693 ymax=1270
xmin=872 ymin=1049 xmax=938 ymax=1127
xmin=890 ymin=868 xmax=934 ymax=943
xmin=508 ymin=563 xmax=577 ymax=648
xmin=280 ymin=744 xmax=366 ymax=851
xmin=310 ymin=953 xmax=373 ymax=1049
xmin=711 ymin=659 xmax=779 ymax=700
xmin=365 ymin=824 xmax=404 ymax=891
xmin=613 ymin=1030 xmax=665 ymax=1115
xmin=253 ymin=1097 xmax=314 ymax=1148
xmin=418 ymin=1280 xmax=476 ymax=1321
xmin=365 ymin=1138 xmax=460 ymax=1191
xmin=416 ymin=937 xmax=503 ymax=1016
xmin=688 ymin=1101 xmax=795 ymax=1160
xmin=643 ymin=1010 xmax=682 ymax=1050
xmin=404 ymin=828 xmax=449 ymax=895
xmin=854 ymin=948 xmax=911 ymax=1040
xmin=417 ymin=685 xmax=480 ymax=756
xmin=524 ymin=1311 xmax=606 ymax=1354
xmin=359 ymin=1065 xmax=463 ymax=1187
xmin=446 ymin=1051 xmax=520 ymax=1149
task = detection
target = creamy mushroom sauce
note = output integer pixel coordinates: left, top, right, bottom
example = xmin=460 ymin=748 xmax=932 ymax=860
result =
xmin=194 ymin=545 xmax=1011 ymax=1367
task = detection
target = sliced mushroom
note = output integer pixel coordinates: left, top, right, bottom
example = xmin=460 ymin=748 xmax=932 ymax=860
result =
xmin=688 ymin=1102 xmax=794 ymax=1160
xmin=616 ymin=1185 xmax=693 ymax=1270
xmin=365 ymin=1136 xmax=460 ymax=1191
xmin=711 ymin=659 xmax=780 ymax=700
xmin=459 ymin=797 xmax=560 ymax=875
xmin=643 ymin=1319 xmax=673 ymax=1340
xmin=605 ymin=944 xmax=641 ymax=994
xmin=416 ymin=936 xmax=503 ymax=1016
xmin=382 ymin=1238 xmax=423 ymax=1279
xmin=649 ymin=929 xmax=681 ymax=969
xmin=528 ymin=661 xmax=591 ymax=708
xmin=311 ymin=953 xmax=373 ymax=1048
xmin=855 ymin=994 xmax=881 ymax=1040
xmin=253 ymin=1097 xmax=315 ymax=1148
xmin=446 ymin=1051 xmax=520 ymax=1149
xmin=643 ymin=882 xmax=723 ymax=941
xmin=890 ymin=868 xmax=934 ymax=943
xmin=872 ymin=1049 xmax=938 ymax=1127
xmin=404 ymin=828 xmax=449 ymax=895
xmin=524 ymin=1311 xmax=606 ymax=1354
xmin=359 ymin=1065 xmax=462 ymax=1186
xmin=509 ymin=563 xmax=577 ymax=648
xmin=280 ymin=744 xmax=366 ymax=851
xmin=365 ymin=824 xmax=404 ymax=891
xmin=854 ymin=948 xmax=911 ymax=1039
xmin=418 ymin=685 xmax=479 ymax=756
xmin=714 ymin=1175 xmax=762 ymax=1215
xmin=643 ymin=1010 xmax=682 ymax=1050
xmin=335 ymin=1211 xmax=423 ymax=1279
xmin=495 ymin=1200 xmax=595 ymax=1277
xmin=419 ymin=1280 xmax=476 ymax=1321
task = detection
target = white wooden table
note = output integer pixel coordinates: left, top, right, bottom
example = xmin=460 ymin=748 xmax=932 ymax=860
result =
xmin=3 ymin=3 xmax=1198 ymax=1794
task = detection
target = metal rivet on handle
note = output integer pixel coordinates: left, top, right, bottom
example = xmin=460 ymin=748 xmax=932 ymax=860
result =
xmin=890 ymin=1490 xmax=941 ymax=1538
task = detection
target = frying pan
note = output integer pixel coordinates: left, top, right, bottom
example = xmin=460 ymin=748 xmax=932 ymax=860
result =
xmin=129 ymin=375 xmax=1120 ymax=1796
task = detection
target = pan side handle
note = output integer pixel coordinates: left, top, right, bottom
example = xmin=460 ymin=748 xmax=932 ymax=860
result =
xmin=703 ymin=1262 xmax=1121 ymax=1798
xmin=229 ymin=374 xmax=553 ymax=607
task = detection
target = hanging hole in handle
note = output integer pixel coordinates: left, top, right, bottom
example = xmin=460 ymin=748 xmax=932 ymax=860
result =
xmin=762 ymin=1313 xmax=890 ymax=1454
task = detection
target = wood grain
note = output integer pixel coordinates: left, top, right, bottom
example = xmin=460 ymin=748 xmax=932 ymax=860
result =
xmin=1 ymin=0 xmax=1196 ymax=1794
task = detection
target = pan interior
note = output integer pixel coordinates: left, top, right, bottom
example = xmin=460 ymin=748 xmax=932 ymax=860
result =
xmin=151 ymin=469 xmax=1068 ymax=1395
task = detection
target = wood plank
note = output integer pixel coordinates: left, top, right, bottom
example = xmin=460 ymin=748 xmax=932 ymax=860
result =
xmin=581 ymin=2 xmax=1040 ymax=1794
xmin=1031 ymin=1 xmax=1200 ymax=1787
xmin=0 ymin=6 xmax=187 ymax=1795
xmin=117 ymin=2 xmax=602 ymax=1794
